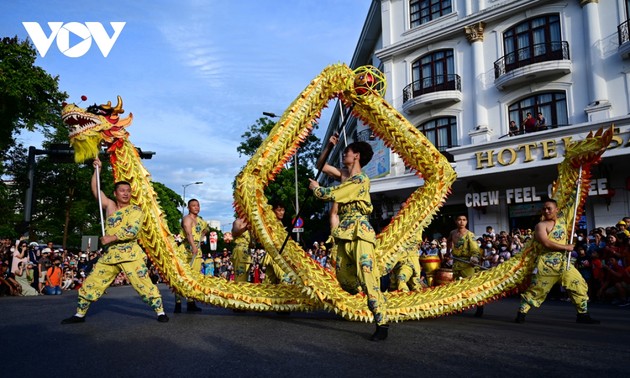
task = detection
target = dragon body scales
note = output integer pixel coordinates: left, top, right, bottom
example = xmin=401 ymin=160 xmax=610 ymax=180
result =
xmin=62 ymin=64 xmax=612 ymax=322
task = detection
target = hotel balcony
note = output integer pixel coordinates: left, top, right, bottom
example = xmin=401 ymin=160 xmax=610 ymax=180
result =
xmin=618 ymin=19 xmax=630 ymax=59
xmin=493 ymin=41 xmax=571 ymax=90
xmin=402 ymin=74 xmax=462 ymax=114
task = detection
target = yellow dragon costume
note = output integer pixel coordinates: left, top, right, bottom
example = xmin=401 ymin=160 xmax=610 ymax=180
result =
xmin=62 ymin=63 xmax=612 ymax=323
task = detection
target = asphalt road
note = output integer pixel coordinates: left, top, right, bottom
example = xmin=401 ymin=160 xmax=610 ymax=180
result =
xmin=1 ymin=284 xmax=628 ymax=378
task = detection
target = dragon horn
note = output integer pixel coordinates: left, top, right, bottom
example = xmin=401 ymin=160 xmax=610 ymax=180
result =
xmin=99 ymin=96 xmax=124 ymax=115
xmin=112 ymin=95 xmax=125 ymax=115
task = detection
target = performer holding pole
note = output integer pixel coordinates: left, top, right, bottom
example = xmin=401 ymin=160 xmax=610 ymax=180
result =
xmin=174 ymin=198 xmax=208 ymax=313
xmin=308 ymin=141 xmax=389 ymax=341
xmin=61 ymin=157 xmax=168 ymax=324
xmin=515 ymin=196 xmax=598 ymax=324
xmin=447 ymin=214 xmax=484 ymax=317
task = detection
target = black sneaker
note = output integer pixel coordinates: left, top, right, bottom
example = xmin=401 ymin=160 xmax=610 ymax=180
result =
xmin=61 ymin=315 xmax=85 ymax=325
xmin=157 ymin=314 xmax=169 ymax=323
xmin=370 ymin=324 xmax=389 ymax=341
xmin=514 ymin=312 xmax=526 ymax=324
xmin=576 ymin=313 xmax=600 ymax=324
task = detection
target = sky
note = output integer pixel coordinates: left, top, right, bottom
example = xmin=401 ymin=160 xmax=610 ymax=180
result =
xmin=0 ymin=0 xmax=372 ymax=231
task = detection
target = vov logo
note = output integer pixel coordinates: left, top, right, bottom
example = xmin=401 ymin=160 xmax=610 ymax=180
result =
xmin=22 ymin=22 xmax=126 ymax=58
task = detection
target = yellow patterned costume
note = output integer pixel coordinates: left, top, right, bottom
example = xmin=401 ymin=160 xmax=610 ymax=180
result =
xmin=232 ymin=231 xmax=252 ymax=283
xmin=452 ymin=231 xmax=481 ymax=280
xmin=313 ymin=172 xmax=387 ymax=325
xmin=519 ymin=216 xmax=589 ymax=314
xmin=176 ymin=216 xmax=209 ymax=303
xmin=77 ymin=205 xmax=164 ymax=316
xmin=389 ymin=250 xmax=424 ymax=292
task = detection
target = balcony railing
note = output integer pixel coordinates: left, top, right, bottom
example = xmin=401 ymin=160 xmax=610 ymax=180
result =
xmin=403 ymin=74 xmax=461 ymax=103
xmin=500 ymin=123 xmax=570 ymax=139
xmin=494 ymin=41 xmax=570 ymax=79
xmin=619 ymin=19 xmax=630 ymax=46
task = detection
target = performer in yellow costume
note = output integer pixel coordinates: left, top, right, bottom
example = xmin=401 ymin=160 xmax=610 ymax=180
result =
xmin=309 ymin=141 xmax=388 ymax=341
xmin=231 ymin=217 xmax=253 ymax=283
xmin=515 ymin=199 xmax=598 ymax=324
xmin=389 ymin=249 xmax=424 ymax=292
xmin=262 ymin=201 xmax=291 ymax=285
xmin=448 ymin=214 xmax=481 ymax=280
xmin=174 ymin=198 xmax=208 ymax=313
xmin=448 ymin=214 xmax=483 ymax=317
xmin=62 ymin=158 xmax=168 ymax=324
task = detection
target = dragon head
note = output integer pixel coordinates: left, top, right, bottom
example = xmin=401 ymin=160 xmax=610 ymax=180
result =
xmin=61 ymin=95 xmax=133 ymax=163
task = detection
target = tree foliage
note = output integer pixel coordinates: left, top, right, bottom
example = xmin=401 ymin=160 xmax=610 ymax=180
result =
xmin=152 ymin=181 xmax=183 ymax=234
xmin=236 ymin=116 xmax=330 ymax=245
xmin=0 ymin=36 xmax=67 ymax=171
xmin=0 ymin=36 xmax=67 ymax=240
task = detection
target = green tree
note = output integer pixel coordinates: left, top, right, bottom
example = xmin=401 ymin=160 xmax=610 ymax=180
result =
xmin=0 ymin=36 xmax=67 ymax=240
xmin=236 ymin=116 xmax=329 ymax=245
xmin=0 ymin=142 xmax=28 ymax=239
xmin=0 ymin=36 xmax=67 ymax=171
xmin=152 ymin=181 xmax=183 ymax=234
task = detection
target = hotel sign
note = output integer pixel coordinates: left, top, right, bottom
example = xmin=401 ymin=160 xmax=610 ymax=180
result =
xmin=474 ymin=129 xmax=629 ymax=170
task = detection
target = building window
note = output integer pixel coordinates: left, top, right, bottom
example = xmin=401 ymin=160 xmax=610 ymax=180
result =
xmin=503 ymin=14 xmax=562 ymax=69
xmin=508 ymin=92 xmax=568 ymax=133
xmin=418 ymin=117 xmax=457 ymax=151
xmin=410 ymin=0 xmax=452 ymax=28
xmin=410 ymin=49 xmax=455 ymax=97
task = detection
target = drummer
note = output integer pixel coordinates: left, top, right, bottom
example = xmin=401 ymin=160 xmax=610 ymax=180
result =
xmin=447 ymin=214 xmax=484 ymax=317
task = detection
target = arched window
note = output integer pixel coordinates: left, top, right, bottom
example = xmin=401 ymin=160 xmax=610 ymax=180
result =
xmin=508 ymin=92 xmax=568 ymax=133
xmin=410 ymin=0 xmax=452 ymax=28
xmin=503 ymin=14 xmax=562 ymax=70
xmin=410 ymin=49 xmax=455 ymax=96
xmin=418 ymin=116 xmax=457 ymax=151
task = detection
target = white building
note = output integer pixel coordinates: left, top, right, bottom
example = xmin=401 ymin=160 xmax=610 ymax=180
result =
xmin=321 ymin=0 xmax=630 ymax=237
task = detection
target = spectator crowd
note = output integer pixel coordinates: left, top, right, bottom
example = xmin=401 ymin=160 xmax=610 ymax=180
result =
xmin=2 ymin=215 xmax=628 ymax=308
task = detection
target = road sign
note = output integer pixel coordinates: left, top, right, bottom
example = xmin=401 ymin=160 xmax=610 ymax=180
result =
xmin=292 ymin=228 xmax=304 ymax=233
xmin=293 ymin=217 xmax=304 ymax=228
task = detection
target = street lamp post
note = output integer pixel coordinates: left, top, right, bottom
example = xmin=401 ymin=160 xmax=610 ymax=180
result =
xmin=263 ymin=111 xmax=300 ymax=242
xmin=182 ymin=181 xmax=203 ymax=219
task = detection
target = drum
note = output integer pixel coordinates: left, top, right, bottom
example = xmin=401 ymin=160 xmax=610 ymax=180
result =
xmin=419 ymin=256 xmax=441 ymax=274
xmin=419 ymin=255 xmax=441 ymax=286
xmin=433 ymin=268 xmax=453 ymax=286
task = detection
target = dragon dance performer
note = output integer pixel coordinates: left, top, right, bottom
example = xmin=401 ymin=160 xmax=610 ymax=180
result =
xmin=174 ymin=198 xmax=208 ymax=313
xmin=389 ymin=249 xmax=425 ymax=292
xmin=308 ymin=141 xmax=389 ymax=341
xmin=262 ymin=201 xmax=292 ymax=285
xmin=515 ymin=199 xmax=599 ymax=324
xmin=62 ymin=158 xmax=168 ymax=324
xmin=448 ymin=214 xmax=484 ymax=317
xmin=231 ymin=217 xmax=253 ymax=284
